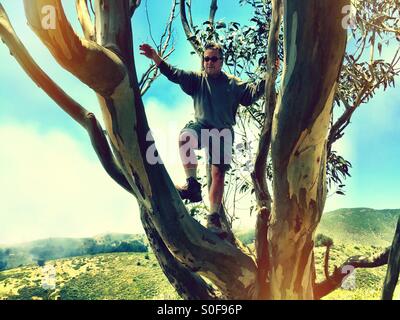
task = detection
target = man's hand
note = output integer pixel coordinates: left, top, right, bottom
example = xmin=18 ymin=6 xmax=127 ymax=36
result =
xmin=139 ymin=43 xmax=162 ymax=66
xmin=139 ymin=43 xmax=155 ymax=59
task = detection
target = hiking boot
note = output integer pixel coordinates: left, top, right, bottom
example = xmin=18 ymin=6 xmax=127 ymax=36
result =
xmin=176 ymin=177 xmax=202 ymax=203
xmin=206 ymin=212 xmax=228 ymax=239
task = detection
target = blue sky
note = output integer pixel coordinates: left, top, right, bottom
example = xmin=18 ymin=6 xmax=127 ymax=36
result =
xmin=0 ymin=1 xmax=399 ymax=244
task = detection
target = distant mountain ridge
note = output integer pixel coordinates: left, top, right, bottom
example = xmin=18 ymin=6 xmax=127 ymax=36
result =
xmin=0 ymin=233 xmax=147 ymax=271
xmin=317 ymin=207 xmax=400 ymax=246
xmin=1 ymin=208 xmax=399 ymax=271
xmin=0 ymin=233 xmax=143 ymax=248
xmin=236 ymin=207 xmax=400 ymax=247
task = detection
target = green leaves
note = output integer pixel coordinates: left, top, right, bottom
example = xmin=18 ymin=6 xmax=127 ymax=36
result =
xmin=315 ymin=234 xmax=334 ymax=248
xmin=326 ymin=150 xmax=352 ymax=196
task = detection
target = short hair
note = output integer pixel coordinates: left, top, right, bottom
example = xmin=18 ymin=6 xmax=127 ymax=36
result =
xmin=204 ymin=42 xmax=224 ymax=59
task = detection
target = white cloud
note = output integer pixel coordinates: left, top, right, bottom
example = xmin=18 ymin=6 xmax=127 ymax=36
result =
xmin=0 ymin=123 xmax=142 ymax=245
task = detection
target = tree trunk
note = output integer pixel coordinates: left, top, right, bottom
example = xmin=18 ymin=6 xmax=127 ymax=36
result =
xmin=268 ymin=0 xmax=348 ymax=299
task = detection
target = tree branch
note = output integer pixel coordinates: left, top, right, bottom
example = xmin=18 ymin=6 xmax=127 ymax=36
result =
xmin=251 ymin=0 xmax=282 ymax=300
xmin=314 ymin=247 xmax=390 ymax=300
xmin=140 ymin=49 xmax=175 ymax=96
xmin=76 ymin=0 xmax=95 ymax=41
xmin=382 ymin=216 xmax=400 ymax=300
xmin=0 ymin=3 xmax=133 ymax=194
xmin=94 ymin=0 xmax=135 ymax=73
xmin=328 ymin=105 xmax=356 ymax=149
xmin=358 ymin=15 xmax=400 ymax=35
xmin=187 ymin=0 xmax=195 ymax=31
xmin=209 ymin=0 xmax=218 ymax=26
xmin=329 ymin=48 xmax=400 ymax=150
xmin=160 ymin=0 xmax=178 ymax=55
xmin=323 ymin=244 xmax=332 ymax=280
xmin=130 ymin=0 xmax=142 ymax=17
xmin=139 ymin=0 xmax=177 ymax=95
xmin=180 ymin=0 xmax=202 ymax=55
xmin=144 ymin=0 xmax=158 ymax=49
xmin=23 ymin=0 xmax=126 ymax=97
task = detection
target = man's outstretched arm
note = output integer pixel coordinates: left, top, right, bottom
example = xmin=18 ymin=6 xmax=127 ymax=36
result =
xmin=238 ymin=79 xmax=266 ymax=107
xmin=139 ymin=43 xmax=199 ymax=96
xmin=238 ymin=59 xmax=280 ymax=106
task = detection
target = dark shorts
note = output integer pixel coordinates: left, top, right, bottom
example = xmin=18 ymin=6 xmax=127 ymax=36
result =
xmin=180 ymin=121 xmax=234 ymax=173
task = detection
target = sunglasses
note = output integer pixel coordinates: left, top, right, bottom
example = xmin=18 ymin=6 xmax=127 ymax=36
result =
xmin=203 ymin=56 xmax=221 ymax=62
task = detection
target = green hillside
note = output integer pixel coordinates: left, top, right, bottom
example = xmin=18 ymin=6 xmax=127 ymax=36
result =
xmin=1 ymin=246 xmax=398 ymax=300
xmin=317 ymin=208 xmax=400 ymax=246
xmin=1 ymin=208 xmax=399 ymax=300
xmin=315 ymin=243 xmax=400 ymax=300
xmin=0 ymin=252 xmax=179 ymax=300
xmin=237 ymin=208 xmax=400 ymax=247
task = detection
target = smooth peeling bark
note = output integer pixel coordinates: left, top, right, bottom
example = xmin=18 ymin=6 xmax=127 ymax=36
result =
xmin=76 ymin=0 xmax=95 ymax=41
xmin=23 ymin=0 xmax=126 ymax=96
xmin=252 ymin=0 xmax=282 ymax=300
xmin=269 ymin=0 xmax=348 ymax=299
xmin=94 ymin=0 xmax=135 ymax=73
xmin=92 ymin=5 xmax=258 ymax=297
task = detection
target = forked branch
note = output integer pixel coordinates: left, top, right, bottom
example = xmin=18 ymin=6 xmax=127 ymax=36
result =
xmin=23 ymin=0 xmax=126 ymax=97
xmin=0 ymin=4 xmax=132 ymax=194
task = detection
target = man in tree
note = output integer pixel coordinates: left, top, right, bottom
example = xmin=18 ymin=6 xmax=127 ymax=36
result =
xmin=139 ymin=42 xmax=265 ymax=234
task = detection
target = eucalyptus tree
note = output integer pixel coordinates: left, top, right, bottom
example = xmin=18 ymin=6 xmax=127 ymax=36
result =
xmin=0 ymin=0 xmax=398 ymax=299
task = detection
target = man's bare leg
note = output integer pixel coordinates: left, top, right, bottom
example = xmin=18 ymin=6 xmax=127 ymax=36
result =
xmin=179 ymin=132 xmax=198 ymax=178
xmin=209 ymin=165 xmax=225 ymax=213
xmin=207 ymin=165 xmax=227 ymax=237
